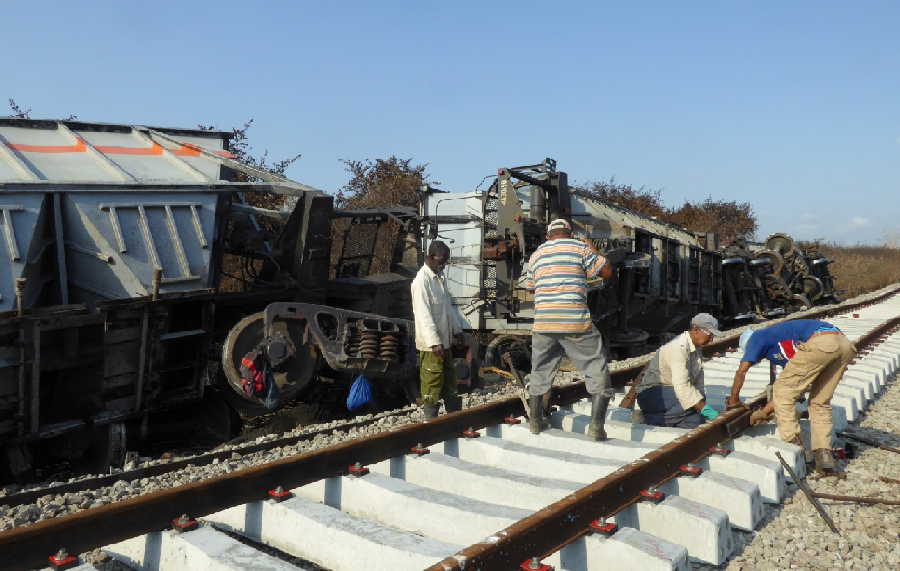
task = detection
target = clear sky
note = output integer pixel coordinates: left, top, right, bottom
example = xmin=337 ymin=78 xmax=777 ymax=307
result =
xmin=4 ymin=1 xmax=899 ymax=244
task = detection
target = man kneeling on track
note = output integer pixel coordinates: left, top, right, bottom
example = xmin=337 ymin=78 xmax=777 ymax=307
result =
xmin=635 ymin=313 xmax=721 ymax=429
xmin=727 ymin=319 xmax=856 ymax=474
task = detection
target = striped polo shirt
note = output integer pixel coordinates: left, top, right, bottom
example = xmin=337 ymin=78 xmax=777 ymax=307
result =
xmin=524 ymin=238 xmax=607 ymax=333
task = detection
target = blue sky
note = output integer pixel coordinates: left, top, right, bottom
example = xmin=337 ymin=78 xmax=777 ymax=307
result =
xmin=4 ymin=1 xmax=899 ymax=244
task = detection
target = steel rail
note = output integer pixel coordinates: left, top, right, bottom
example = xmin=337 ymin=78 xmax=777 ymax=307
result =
xmin=1 ymin=293 xmax=898 ymax=569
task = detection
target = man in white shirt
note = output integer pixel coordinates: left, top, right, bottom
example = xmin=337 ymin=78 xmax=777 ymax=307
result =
xmin=635 ymin=313 xmax=722 ymax=428
xmin=411 ymin=241 xmax=466 ymax=419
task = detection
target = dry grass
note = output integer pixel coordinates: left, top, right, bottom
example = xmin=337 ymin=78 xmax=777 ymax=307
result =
xmin=817 ymin=244 xmax=900 ymax=298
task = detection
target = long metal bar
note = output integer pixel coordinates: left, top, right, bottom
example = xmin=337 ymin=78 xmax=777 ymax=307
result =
xmin=839 ymin=432 xmax=900 ymax=455
xmin=775 ymin=452 xmax=840 ymax=535
xmin=812 ymin=492 xmax=900 ymax=506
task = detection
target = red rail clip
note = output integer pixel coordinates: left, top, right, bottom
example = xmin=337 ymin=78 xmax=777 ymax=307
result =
xmin=503 ymin=416 xmax=522 ymax=424
xmin=171 ymin=514 xmax=198 ymax=532
xmin=589 ymin=519 xmax=618 ymax=535
xmin=639 ymin=488 xmax=665 ymax=503
xmin=520 ymin=556 xmax=554 ymax=570
xmin=852 ymin=313 xmax=859 ymax=318
xmin=268 ymin=486 xmax=293 ymax=502
xmin=409 ymin=443 xmax=430 ymax=456
xmin=348 ymin=462 xmax=369 ymax=477
xmin=47 ymin=548 xmax=77 ymax=569
xmin=831 ymin=448 xmax=847 ymax=460
xmin=679 ymin=464 xmax=703 ymax=477
xmin=709 ymin=446 xmax=731 ymax=456
xmin=461 ymin=427 xmax=481 ymax=438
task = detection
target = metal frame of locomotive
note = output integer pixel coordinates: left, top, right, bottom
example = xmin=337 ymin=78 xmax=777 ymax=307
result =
xmin=0 ymin=118 xmax=417 ymax=480
xmin=418 ymin=158 xmax=839 ymax=370
xmin=419 ymin=158 xmax=721 ymax=366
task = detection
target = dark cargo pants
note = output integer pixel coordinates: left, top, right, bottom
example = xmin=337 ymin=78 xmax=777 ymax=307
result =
xmin=636 ymin=385 xmax=704 ymax=429
xmin=419 ymin=350 xmax=457 ymax=405
xmin=527 ymin=325 xmax=613 ymax=397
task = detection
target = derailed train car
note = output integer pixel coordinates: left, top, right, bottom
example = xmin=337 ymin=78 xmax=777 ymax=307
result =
xmin=419 ymin=158 xmax=839 ymax=368
xmin=0 ymin=118 xmax=417 ymax=480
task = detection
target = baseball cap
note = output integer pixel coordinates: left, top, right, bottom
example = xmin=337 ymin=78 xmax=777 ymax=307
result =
xmin=547 ymin=219 xmax=571 ymax=232
xmin=690 ymin=313 xmax=722 ymax=337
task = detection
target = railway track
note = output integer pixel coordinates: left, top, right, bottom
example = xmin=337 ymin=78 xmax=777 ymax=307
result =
xmin=3 ymin=292 xmax=900 ymax=570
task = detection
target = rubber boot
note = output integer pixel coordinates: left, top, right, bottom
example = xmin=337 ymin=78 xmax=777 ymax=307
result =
xmin=813 ymin=448 xmax=837 ymax=475
xmin=444 ymin=395 xmax=463 ymax=414
xmin=529 ymin=394 xmax=548 ymax=435
xmin=422 ymin=403 xmax=439 ymax=420
xmin=587 ymin=394 xmax=610 ymax=441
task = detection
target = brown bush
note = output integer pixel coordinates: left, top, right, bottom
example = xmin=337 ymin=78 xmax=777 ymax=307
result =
xmin=577 ymin=180 xmax=757 ymax=245
xmin=806 ymin=243 xmax=900 ymax=299
xmin=579 ymin=179 xmax=668 ymax=219
xmin=667 ymin=198 xmax=757 ymax=246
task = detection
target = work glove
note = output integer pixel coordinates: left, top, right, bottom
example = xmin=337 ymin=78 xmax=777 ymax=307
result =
xmin=700 ymin=405 xmax=719 ymax=421
xmin=750 ymin=409 xmax=773 ymax=426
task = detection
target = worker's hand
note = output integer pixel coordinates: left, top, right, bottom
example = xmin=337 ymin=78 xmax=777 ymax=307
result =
xmin=431 ymin=345 xmax=445 ymax=359
xmin=726 ymin=398 xmax=747 ymax=411
xmin=749 ymin=409 xmax=772 ymax=426
xmin=700 ymin=405 xmax=719 ymax=421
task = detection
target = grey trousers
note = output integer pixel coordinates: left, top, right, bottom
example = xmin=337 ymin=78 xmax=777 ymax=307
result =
xmin=527 ymin=325 xmax=612 ymax=397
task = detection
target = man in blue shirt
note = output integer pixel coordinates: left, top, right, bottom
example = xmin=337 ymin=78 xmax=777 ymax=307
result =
xmin=727 ymin=319 xmax=856 ymax=474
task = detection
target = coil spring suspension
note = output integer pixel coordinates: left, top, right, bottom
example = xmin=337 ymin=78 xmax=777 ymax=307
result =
xmin=359 ymin=329 xmax=381 ymax=359
xmin=379 ymin=333 xmax=400 ymax=362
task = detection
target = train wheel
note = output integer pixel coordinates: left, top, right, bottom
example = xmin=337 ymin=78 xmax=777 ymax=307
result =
xmin=485 ymin=335 xmax=531 ymax=374
xmin=222 ymin=312 xmax=318 ymax=418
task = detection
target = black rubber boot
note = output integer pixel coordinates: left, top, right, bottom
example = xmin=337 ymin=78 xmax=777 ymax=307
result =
xmin=422 ymin=403 xmax=439 ymax=420
xmin=444 ymin=395 xmax=463 ymax=414
xmin=529 ymin=394 xmax=548 ymax=435
xmin=813 ymin=448 xmax=837 ymax=475
xmin=587 ymin=393 xmax=610 ymax=441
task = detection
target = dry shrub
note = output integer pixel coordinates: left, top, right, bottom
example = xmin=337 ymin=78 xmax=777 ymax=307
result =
xmin=578 ymin=180 xmax=757 ymax=245
xmin=812 ymin=244 xmax=900 ymax=298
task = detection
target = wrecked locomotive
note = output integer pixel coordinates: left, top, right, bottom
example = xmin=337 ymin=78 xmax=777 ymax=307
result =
xmin=418 ymin=159 xmax=839 ymax=369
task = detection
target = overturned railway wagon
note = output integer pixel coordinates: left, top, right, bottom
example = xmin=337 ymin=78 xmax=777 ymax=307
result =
xmin=0 ymin=118 xmax=417 ymax=480
xmin=420 ymin=159 xmax=722 ymax=363
xmin=420 ymin=159 xmax=839 ymax=367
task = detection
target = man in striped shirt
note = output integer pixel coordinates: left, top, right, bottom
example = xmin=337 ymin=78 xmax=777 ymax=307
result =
xmin=523 ymin=219 xmax=615 ymax=438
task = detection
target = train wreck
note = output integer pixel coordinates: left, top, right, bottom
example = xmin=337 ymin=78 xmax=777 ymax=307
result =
xmin=0 ymin=118 xmax=840 ymax=481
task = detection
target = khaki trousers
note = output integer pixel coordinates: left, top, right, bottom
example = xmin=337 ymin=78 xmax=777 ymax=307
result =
xmin=772 ymin=333 xmax=856 ymax=450
xmin=419 ymin=350 xmax=457 ymax=405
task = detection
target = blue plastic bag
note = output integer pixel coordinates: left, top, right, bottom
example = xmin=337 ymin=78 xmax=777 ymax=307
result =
xmin=346 ymin=375 xmax=373 ymax=412
xmin=262 ymin=369 xmax=281 ymax=411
